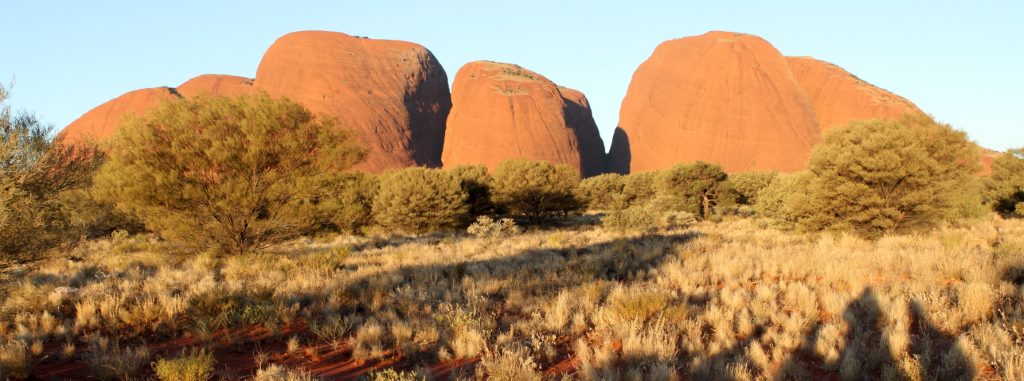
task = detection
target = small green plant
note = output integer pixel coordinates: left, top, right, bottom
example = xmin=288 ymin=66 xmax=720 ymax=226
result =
xmin=479 ymin=344 xmax=542 ymax=381
xmin=152 ymin=347 xmax=215 ymax=381
xmin=253 ymin=364 xmax=319 ymax=381
xmin=310 ymin=315 xmax=352 ymax=349
xmin=603 ymin=205 xmax=659 ymax=233
xmin=85 ymin=337 xmax=150 ymax=381
xmin=366 ymin=368 xmax=426 ymax=381
xmin=467 ymin=216 xmax=519 ymax=239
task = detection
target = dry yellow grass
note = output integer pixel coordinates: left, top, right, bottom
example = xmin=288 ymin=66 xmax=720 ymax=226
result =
xmin=0 ymin=215 xmax=1022 ymax=379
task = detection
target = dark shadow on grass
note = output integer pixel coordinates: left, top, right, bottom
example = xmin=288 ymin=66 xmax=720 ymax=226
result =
xmin=775 ymin=288 xmax=976 ymax=380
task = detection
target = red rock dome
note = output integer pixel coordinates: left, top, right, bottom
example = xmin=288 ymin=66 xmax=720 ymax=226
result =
xmin=441 ymin=61 xmax=605 ymax=176
xmin=176 ymin=74 xmax=254 ymax=99
xmin=255 ymin=31 xmax=451 ymax=171
xmin=608 ymin=31 xmax=821 ymax=173
xmin=61 ymin=87 xmax=179 ymax=143
xmin=786 ymin=56 xmax=921 ymax=132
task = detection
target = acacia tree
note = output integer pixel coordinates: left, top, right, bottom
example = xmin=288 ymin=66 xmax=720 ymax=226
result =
xmin=94 ymin=92 xmax=364 ymax=255
xmin=372 ymin=167 xmax=468 ymax=234
xmin=800 ymin=114 xmax=978 ymax=238
xmin=986 ymin=148 xmax=1024 ymax=215
xmin=657 ymin=161 xmax=735 ymax=220
xmin=0 ymin=84 xmax=104 ymax=264
xmin=577 ymin=173 xmax=626 ymax=211
xmin=730 ymin=171 xmax=778 ymax=205
xmin=448 ymin=164 xmax=496 ymax=221
xmin=491 ymin=159 xmax=582 ymax=222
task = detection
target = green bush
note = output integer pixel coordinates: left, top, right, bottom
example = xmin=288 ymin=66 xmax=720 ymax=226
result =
xmin=660 ymin=211 xmax=699 ymax=230
xmin=300 ymin=172 xmax=378 ymax=235
xmin=491 ymin=159 xmax=582 ymax=222
xmin=729 ymin=171 xmax=778 ymax=205
xmin=152 ymin=348 xmax=215 ymax=381
xmin=799 ymin=114 xmax=979 ymax=238
xmin=466 ymin=215 xmax=519 ymax=239
xmin=577 ymin=173 xmax=626 ymax=211
xmin=754 ymin=172 xmax=813 ymax=229
xmin=372 ymin=167 xmax=468 ymax=234
xmin=657 ymin=162 xmax=736 ymax=220
xmin=0 ymin=84 xmax=104 ymax=264
xmin=985 ymin=148 xmax=1024 ymax=215
xmin=60 ymin=187 xmax=145 ymax=238
xmin=448 ymin=164 xmax=496 ymax=220
xmin=620 ymin=171 xmax=659 ymax=208
xmin=93 ymin=92 xmax=365 ymax=255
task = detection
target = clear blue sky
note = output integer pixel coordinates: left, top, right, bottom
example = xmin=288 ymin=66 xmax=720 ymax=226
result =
xmin=3 ymin=1 xmax=1022 ymax=151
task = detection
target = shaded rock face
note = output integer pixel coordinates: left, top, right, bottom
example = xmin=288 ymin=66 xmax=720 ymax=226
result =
xmin=62 ymin=31 xmax=451 ymax=173
xmin=558 ymin=87 xmax=607 ymax=177
xmin=61 ymin=87 xmax=180 ymax=143
xmin=441 ymin=61 xmax=605 ymax=176
xmin=255 ymin=31 xmax=451 ymax=171
xmin=786 ymin=56 xmax=921 ymax=132
xmin=609 ymin=31 xmax=821 ymax=174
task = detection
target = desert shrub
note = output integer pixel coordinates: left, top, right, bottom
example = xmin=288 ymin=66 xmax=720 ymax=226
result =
xmin=491 ymin=159 xmax=582 ymax=221
xmin=621 ymin=171 xmax=659 ymax=207
xmin=603 ymin=205 xmax=659 ymax=233
xmin=577 ymin=173 xmax=626 ymax=211
xmin=950 ymin=176 xmax=989 ymax=220
xmin=373 ymin=167 xmax=468 ymax=234
xmin=366 ymin=368 xmax=426 ymax=381
xmin=657 ymin=161 xmax=736 ymax=220
xmin=730 ymin=171 xmax=778 ymax=205
xmin=301 ymin=172 xmax=378 ymax=235
xmin=755 ymin=172 xmax=814 ymax=228
xmin=59 ymin=187 xmax=144 ymax=238
xmin=660 ymin=211 xmax=699 ymax=230
xmin=93 ymin=92 xmax=364 ymax=255
xmin=152 ymin=347 xmax=215 ymax=381
xmin=479 ymin=345 xmax=542 ymax=381
xmin=0 ymin=339 xmax=31 ymax=379
xmin=986 ymin=148 xmax=1024 ymax=215
xmin=310 ymin=314 xmax=352 ymax=349
xmin=253 ymin=364 xmax=320 ymax=381
xmin=0 ymin=84 xmax=104 ymax=264
xmin=467 ymin=215 xmax=519 ymax=239
xmin=85 ymin=337 xmax=150 ymax=381
xmin=448 ymin=164 xmax=496 ymax=220
xmin=800 ymin=114 xmax=979 ymax=238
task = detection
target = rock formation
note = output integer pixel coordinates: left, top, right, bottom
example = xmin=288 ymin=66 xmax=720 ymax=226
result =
xmin=786 ymin=56 xmax=921 ymax=132
xmin=255 ymin=31 xmax=451 ymax=171
xmin=441 ymin=61 xmax=605 ymax=176
xmin=61 ymin=87 xmax=179 ymax=143
xmin=176 ymin=74 xmax=254 ymax=99
xmin=63 ymin=31 xmax=451 ymax=172
xmin=608 ymin=31 xmax=821 ymax=173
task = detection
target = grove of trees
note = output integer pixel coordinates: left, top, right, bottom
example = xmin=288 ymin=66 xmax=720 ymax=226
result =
xmin=2 ymin=85 xmax=1021 ymax=262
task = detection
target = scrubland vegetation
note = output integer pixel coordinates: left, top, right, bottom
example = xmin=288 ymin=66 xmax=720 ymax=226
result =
xmin=2 ymin=89 xmax=1024 ymax=379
